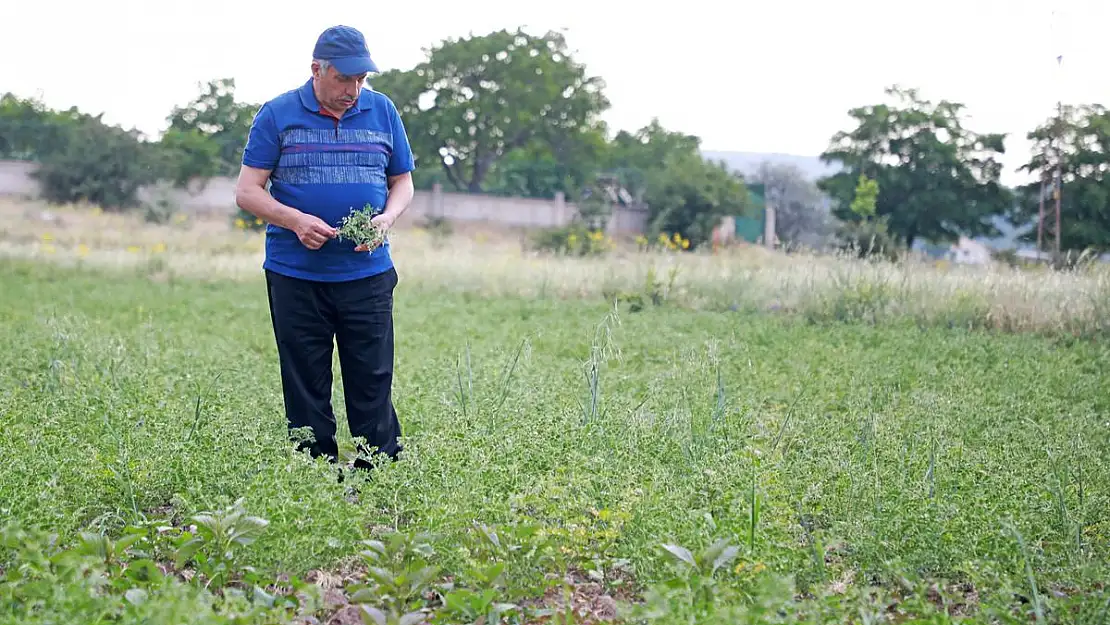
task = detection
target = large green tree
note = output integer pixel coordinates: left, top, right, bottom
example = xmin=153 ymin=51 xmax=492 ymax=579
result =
xmin=602 ymin=118 xmax=702 ymax=202
xmin=165 ymin=78 xmax=259 ymax=176
xmin=0 ymin=93 xmax=93 ymax=161
xmin=1012 ymin=104 xmax=1110 ymax=253
xmin=818 ymin=86 xmax=1013 ymax=248
xmin=369 ymin=28 xmax=610 ymax=194
xmin=482 ymin=127 xmax=610 ymax=200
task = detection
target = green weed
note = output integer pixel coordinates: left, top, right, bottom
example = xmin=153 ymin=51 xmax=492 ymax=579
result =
xmin=0 ymin=260 xmax=1107 ymax=623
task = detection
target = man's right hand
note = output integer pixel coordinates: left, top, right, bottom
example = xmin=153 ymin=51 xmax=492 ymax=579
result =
xmin=293 ymin=213 xmax=337 ymax=250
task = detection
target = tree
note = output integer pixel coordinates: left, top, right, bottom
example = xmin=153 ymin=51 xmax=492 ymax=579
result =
xmin=1012 ymin=104 xmax=1110 ymax=253
xmin=165 ymin=78 xmax=259 ymax=175
xmin=0 ymin=93 xmax=95 ymax=161
xmin=751 ymin=160 xmax=839 ymax=249
xmin=31 ymin=114 xmax=163 ymax=210
xmin=602 ymin=118 xmax=702 ymax=202
xmin=645 ymin=153 xmax=754 ymax=249
xmin=370 ymin=28 xmax=610 ymax=193
xmin=156 ymin=128 xmax=224 ymax=190
xmin=818 ymin=86 xmax=1014 ymax=249
xmin=481 ymin=126 xmax=610 ymax=200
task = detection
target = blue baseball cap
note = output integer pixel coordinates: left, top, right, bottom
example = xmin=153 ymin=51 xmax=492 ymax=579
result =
xmin=313 ymin=25 xmax=379 ymax=75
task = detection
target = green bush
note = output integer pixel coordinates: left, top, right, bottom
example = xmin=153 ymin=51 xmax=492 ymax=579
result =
xmin=529 ymin=223 xmax=614 ymax=257
xmin=32 ymin=119 xmax=162 ymax=210
xmin=835 ymin=216 xmax=905 ymax=262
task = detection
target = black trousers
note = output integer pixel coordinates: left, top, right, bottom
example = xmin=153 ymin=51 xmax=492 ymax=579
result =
xmin=264 ymin=267 xmax=402 ymax=470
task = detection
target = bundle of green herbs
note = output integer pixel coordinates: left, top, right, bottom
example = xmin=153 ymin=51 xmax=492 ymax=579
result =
xmin=337 ymin=204 xmax=388 ymax=251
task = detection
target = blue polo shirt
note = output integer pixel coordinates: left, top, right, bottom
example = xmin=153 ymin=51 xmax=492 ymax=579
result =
xmin=241 ymin=78 xmax=415 ymax=282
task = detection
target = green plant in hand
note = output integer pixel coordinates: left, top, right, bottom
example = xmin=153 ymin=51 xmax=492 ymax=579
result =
xmin=338 ymin=204 xmax=388 ymax=251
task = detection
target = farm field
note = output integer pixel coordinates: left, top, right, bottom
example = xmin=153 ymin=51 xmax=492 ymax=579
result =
xmin=1 ymin=203 xmax=1109 ymax=624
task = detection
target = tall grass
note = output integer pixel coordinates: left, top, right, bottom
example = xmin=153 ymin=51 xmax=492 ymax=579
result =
xmin=4 ymin=198 xmax=1109 ymax=340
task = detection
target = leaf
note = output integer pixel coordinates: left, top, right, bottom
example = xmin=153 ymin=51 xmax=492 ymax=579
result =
xmin=173 ymin=537 xmax=204 ymax=569
xmin=360 ymin=605 xmax=387 ymax=625
xmin=253 ymin=586 xmax=276 ymax=607
xmin=660 ymin=543 xmax=696 ymax=568
xmin=399 ymin=612 xmax=426 ymax=625
xmin=711 ymin=545 xmax=740 ymax=576
xmin=349 ymin=587 xmax=378 ymax=603
xmin=114 ymin=532 xmax=145 ymax=553
xmin=124 ymin=588 xmax=148 ymax=606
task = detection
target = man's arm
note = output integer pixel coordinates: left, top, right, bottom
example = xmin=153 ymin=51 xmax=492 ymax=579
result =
xmin=375 ymin=96 xmax=417 ymax=230
xmin=235 ymin=165 xmax=336 ymax=250
xmin=378 ymin=171 xmax=415 ymax=226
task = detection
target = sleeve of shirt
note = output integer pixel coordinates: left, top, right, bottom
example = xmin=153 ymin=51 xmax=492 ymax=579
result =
xmin=385 ymin=98 xmax=416 ymax=177
xmin=241 ymin=103 xmax=280 ymax=170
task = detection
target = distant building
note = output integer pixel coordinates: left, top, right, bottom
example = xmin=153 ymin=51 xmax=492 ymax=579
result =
xmin=946 ymin=236 xmax=992 ymax=265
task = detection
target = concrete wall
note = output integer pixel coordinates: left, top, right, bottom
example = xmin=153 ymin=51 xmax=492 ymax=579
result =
xmin=0 ymin=159 xmax=649 ymax=235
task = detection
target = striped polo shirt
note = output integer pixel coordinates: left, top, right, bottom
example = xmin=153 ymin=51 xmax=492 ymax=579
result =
xmin=241 ymin=78 xmax=415 ymax=282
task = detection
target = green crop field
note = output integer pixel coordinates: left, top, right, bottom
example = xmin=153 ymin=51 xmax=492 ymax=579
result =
xmin=1 ymin=204 xmax=1109 ymax=624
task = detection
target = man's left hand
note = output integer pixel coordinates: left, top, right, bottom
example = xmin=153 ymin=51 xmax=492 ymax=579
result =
xmin=354 ymin=213 xmax=395 ymax=252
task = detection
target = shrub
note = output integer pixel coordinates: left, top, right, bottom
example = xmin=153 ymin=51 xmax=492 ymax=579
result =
xmin=530 ymin=224 xmax=615 ymax=257
xmin=835 ymin=217 xmax=905 ymax=262
xmin=32 ymin=118 xmax=162 ymax=210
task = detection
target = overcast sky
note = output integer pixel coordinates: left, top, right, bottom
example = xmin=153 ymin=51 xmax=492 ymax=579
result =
xmin=3 ymin=0 xmax=1107 ymax=187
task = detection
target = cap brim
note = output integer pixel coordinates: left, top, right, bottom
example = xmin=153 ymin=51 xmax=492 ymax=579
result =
xmin=331 ymin=56 xmax=379 ymax=76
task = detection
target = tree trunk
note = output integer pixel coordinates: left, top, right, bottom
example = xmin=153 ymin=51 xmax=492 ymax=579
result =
xmin=904 ymin=224 xmax=918 ymax=250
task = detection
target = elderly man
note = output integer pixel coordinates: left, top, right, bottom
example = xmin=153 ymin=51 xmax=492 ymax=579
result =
xmin=234 ymin=25 xmax=415 ymax=478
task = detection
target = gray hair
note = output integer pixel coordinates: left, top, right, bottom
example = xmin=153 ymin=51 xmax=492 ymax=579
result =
xmin=314 ymin=58 xmax=332 ymax=73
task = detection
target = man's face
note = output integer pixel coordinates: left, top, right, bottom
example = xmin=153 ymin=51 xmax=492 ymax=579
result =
xmin=312 ymin=62 xmax=366 ymax=113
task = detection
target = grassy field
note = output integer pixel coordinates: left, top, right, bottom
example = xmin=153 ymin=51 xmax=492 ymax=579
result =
xmin=1 ymin=201 xmax=1109 ymax=624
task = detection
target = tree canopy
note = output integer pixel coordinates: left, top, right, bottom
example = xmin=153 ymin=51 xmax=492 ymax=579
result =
xmin=817 ymin=86 xmax=1014 ymax=249
xmin=3 ymin=28 xmax=1108 ymax=256
xmin=370 ymin=28 xmax=610 ymax=195
xmin=1012 ymin=104 xmax=1110 ymax=253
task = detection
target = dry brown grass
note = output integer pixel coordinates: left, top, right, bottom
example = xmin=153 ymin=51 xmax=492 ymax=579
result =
xmin=3 ymin=197 xmax=1108 ymax=336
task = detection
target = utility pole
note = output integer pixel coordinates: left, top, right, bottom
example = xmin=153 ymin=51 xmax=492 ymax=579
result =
xmin=1045 ymin=3 xmax=1065 ymax=263
xmin=1039 ymin=55 xmax=1065 ymax=261
xmin=1037 ymin=178 xmax=1045 ymax=255
xmin=1054 ymin=95 xmax=1063 ymax=260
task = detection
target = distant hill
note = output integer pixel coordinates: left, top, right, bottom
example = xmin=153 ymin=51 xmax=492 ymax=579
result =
xmin=700 ymin=150 xmax=840 ymax=181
